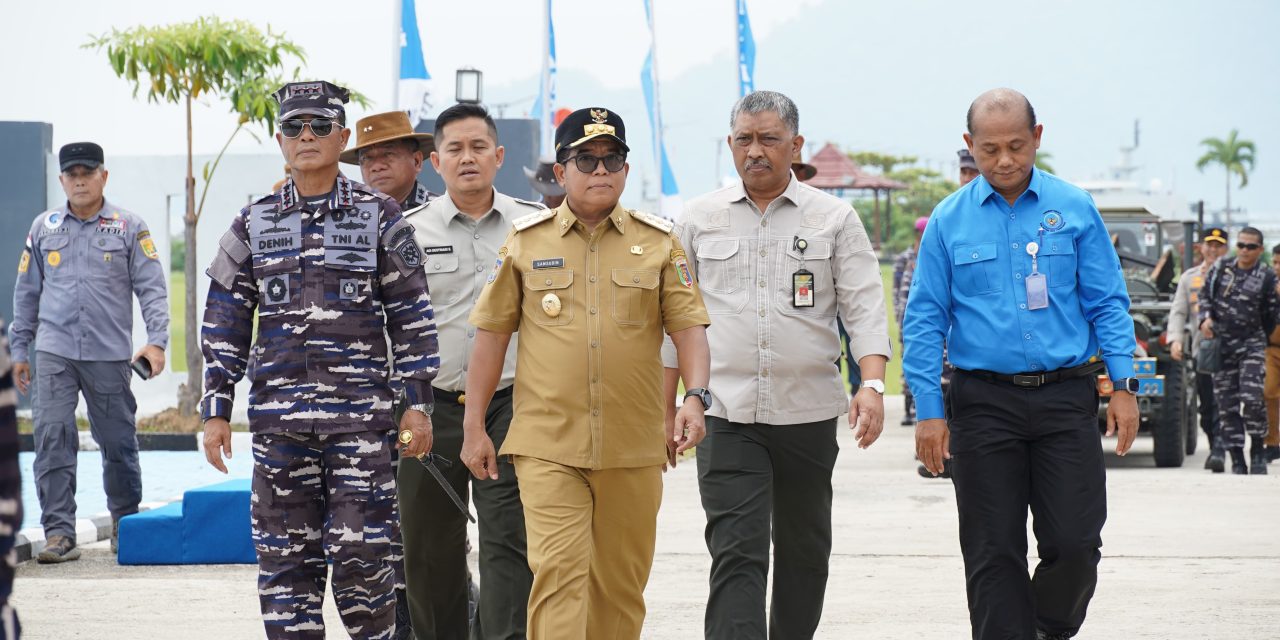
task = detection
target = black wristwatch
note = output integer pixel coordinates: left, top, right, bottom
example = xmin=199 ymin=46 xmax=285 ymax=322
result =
xmin=1112 ymin=378 xmax=1140 ymax=394
xmin=683 ymin=388 xmax=713 ymax=410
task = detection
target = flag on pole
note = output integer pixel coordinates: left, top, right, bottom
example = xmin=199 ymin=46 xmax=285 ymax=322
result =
xmin=736 ymin=0 xmax=756 ymax=97
xmin=530 ymin=0 xmax=558 ymax=155
xmin=399 ymin=0 xmax=435 ymax=123
xmin=642 ymin=0 xmax=681 ymax=219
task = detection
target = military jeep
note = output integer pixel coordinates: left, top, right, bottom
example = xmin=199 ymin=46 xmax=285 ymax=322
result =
xmin=1096 ymin=207 xmax=1199 ymax=467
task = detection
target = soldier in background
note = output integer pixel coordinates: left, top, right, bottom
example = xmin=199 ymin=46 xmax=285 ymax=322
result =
xmin=0 ymin=318 xmax=21 ymax=638
xmin=1168 ymin=227 xmax=1227 ymax=471
xmin=342 ymin=110 xmax=439 ymax=210
xmin=200 ymin=81 xmax=440 ymax=639
xmin=524 ymin=155 xmax=565 ymax=209
xmin=10 ymin=141 xmax=168 ymax=563
xmin=1199 ymin=226 xmax=1279 ymax=475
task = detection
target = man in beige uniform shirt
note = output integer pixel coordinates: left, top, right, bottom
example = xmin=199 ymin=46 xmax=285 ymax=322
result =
xmin=461 ymin=107 xmax=711 ymax=640
xmin=664 ymin=90 xmax=892 ymax=640
xmin=401 ymin=103 xmax=544 ymax=639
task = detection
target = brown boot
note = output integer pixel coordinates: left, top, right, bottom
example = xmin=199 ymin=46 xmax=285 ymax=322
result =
xmin=36 ymin=535 xmax=81 ymax=564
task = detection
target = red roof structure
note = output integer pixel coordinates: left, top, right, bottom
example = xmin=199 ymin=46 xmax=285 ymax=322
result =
xmin=804 ymin=142 xmax=907 ymax=250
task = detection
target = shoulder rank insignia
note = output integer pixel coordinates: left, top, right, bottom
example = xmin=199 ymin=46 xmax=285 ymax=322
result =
xmin=401 ymin=202 xmax=429 ymax=218
xmin=512 ymin=208 xmax=556 ymax=231
xmin=630 ymin=209 xmax=674 ymax=233
xmin=511 ymin=197 xmax=548 ymax=211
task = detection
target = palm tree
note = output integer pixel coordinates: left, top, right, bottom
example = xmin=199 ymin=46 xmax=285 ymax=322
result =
xmin=1196 ymin=129 xmax=1256 ymax=228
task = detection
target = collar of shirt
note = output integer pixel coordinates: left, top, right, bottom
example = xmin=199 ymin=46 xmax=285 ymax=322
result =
xmin=60 ymin=199 xmax=111 ymax=224
xmin=401 ymin=181 xmax=434 ymax=210
xmin=726 ymin=171 xmax=802 ymax=214
xmin=280 ymin=174 xmax=356 ymax=212
xmin=554 ymin=202 xmax=628 ymax=237
xmin=435 ymin=187 xmax=509 ymax=226
xmin=973 ymin=166 xmax=1044 ymax=208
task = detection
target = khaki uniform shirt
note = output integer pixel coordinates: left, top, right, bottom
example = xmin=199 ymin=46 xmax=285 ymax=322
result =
xmin=470 ymin=203 xmax=710 ymax=469
xmin=663 ymin=174 xmax=892 ymax=425
xmin=403 ymin=189 xmax=543 ymax=392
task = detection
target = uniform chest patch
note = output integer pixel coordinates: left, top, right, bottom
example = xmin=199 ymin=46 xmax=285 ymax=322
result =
xmin=1041 ymin=210 xmax=1065 ymax=231
xmin=96 ymin=218 xmax=127 ymax=235
xmin=263 ymin=275 xmax=291 ymax=305
xmin=423 ymin=245 xmax=454 ymax=255
xmin=532 ymin=258 xmax=564 ymax=269
xmin=397 ymin=242 xmax=423 ymax=268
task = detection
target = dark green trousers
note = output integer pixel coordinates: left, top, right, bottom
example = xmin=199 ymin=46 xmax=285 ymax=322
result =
xmin=697 ymin=416 xmax=839 ymax=640
xmin=398 ymin=390 xmax=530 ymax=640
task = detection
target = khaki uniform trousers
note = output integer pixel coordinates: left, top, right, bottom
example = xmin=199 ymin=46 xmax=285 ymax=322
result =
xmin=512 ymin=455 xmax=662 ymax=640
xmin=1265 ymin=345 xmax=1280 ymax=447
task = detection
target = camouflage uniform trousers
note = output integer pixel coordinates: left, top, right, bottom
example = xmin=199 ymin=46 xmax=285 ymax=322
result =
xmin=251 ymin=430 xmax=400 ymax=639
xmin=1212 ymin=338 xmax=1268 ymax=449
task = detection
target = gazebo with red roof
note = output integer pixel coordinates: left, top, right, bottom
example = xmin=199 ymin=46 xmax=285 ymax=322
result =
xmin=805 ymin=142 xmax=906 ymax=249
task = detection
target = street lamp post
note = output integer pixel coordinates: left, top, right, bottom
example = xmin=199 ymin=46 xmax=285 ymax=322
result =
xmin=456 ymin=68 xmax=483 ymax=104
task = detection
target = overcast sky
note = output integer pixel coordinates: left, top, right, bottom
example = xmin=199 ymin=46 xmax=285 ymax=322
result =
xmin=2 ymin=0 xmax=1277 ymax=218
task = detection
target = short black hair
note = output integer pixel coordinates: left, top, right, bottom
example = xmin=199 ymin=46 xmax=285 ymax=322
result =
xmin=966 ymin=95 xmax=1037 ymax=135
xmin=1241 ymin=226 xmax=1264 ymax=244
xmin=1271 ymin=243 xmax=1280 ymax=255
xmin=434 ymin=103 xmax=498 ymax=144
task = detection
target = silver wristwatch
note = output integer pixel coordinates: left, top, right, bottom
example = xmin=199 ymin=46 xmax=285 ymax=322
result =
xmin=408 ymin=403 xmax=433 ymax=416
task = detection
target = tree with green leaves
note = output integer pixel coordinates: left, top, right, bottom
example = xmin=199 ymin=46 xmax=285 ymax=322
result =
xmin=1034 ymin=151 xmax=1055 ymax=175
xmin=87 ymin=17 xmax=305 ymax=414
xmin=1196 ymin=129 xmax=1256 ymax=228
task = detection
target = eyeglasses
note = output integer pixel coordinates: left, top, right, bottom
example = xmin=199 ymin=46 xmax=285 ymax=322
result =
xmin=564 ymin=152 xmax=626 ymax=174
xmin=1237 ymin=242 xmax=1262 ymax=251
xmin=279 ymin=118 xmax=342 ymax=138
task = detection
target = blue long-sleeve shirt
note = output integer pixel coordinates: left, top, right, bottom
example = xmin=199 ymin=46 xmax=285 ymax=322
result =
xmin=902 ymin=168 xmax=1135 ymax=421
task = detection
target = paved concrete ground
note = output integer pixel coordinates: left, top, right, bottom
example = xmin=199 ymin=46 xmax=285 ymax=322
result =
xmin=12 ymin=396 xmax=1280 ymax=638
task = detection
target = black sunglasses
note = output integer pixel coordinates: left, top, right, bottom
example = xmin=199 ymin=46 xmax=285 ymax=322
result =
xmin=1237 ymin=242 xmax=1262 ymax=251
xmin=564 ymin=152 xmax=626 ymax=174
xmin=279 ymin=118 xmax=342 ymax=138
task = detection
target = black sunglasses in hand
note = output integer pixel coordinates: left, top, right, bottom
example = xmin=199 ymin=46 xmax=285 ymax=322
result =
xmin=279 ymin=117 xmax=342 ymax=138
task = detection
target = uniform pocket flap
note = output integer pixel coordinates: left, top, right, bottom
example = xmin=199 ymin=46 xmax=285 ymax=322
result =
xmin=253 ymin=253 xmax=301 ymax=277
xmin=425 ymin=253 xmax=459 ymax=274
xmin=93 ymin=235 xmax=128 ymax=251
xmin=1039 ymin=239 xmax=1075 ymax=256
xmin=524 ymin=269 xmax=574 ymax=291
xmin=40 ymin=234 xmax=70 ymax=251
xmin=697 ymin=239 xmax=740 ymax=261
xmin=612 ymin=269 xmax=660 ymax=289
xmin=786 ymin=239 xmax=833 ymax=260
xmin=954 ymin=243 xmax=998 ymax=265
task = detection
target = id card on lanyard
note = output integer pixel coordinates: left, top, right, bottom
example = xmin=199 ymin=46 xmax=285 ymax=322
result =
xmin=1026 ymin=228 xmax=1048 ymax=310
xmin=792 ymin=236 xmax=815 ymax=307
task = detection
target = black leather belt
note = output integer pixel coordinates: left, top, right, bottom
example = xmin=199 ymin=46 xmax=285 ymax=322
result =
xmin=432 ymin=386 xmax=513 ymax=405
xmin=959 ymin=361 xmax=1105 ymax=388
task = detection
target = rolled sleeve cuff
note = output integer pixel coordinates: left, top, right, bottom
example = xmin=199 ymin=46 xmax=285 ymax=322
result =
xmin=847 ymin=333 xmax=893 ymax=364
xmin=1104 ymin=355 xmax=1135 ymax=381
xmin=914 ymin=392 xmax=946 ymax=422
xmin=9 ymin=345 xmax=28 ymax=364
xmin=147 ymin=331 xmax=170 ymax=350
xmin=201 ymin=395 xmax=232 ymax=422
xmin=402 ymin=379 xmax=435 ymax=406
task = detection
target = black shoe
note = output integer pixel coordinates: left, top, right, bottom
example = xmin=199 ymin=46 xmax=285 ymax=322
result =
xmin=1251 ymin=448 xmax=1268 ymax=475
xmin=1229 ymin=447 xmax=1248 ymax=475
xmin=916 ymin=461 xmax=953 ymax=479
xmin=900 ymin=416 xmax=913 ymax=426
xmin=1205 ymin=447 xmax=1225 ymax=473
xmin=1266 ymin=446 xmax=1280 ymax=462
xmin=36 ymin=535 xmax=81 ymax=564
xmin=1036 ymin=630 xmax=1071 ymax=640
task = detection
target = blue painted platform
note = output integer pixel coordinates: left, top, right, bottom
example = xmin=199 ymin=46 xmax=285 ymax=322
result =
xmin=117 ymin=478 xmax=256 ymax=565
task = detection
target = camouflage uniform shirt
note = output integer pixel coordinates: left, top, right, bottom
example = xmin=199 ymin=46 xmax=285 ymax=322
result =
xmin=201 ymin=175 xmax=440 ymax=434
xmin=1199 ymin=259 xmax=1280 ymax=344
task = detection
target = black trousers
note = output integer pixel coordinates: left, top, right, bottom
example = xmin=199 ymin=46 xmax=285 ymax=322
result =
xmin=398 ymin=391 xmax=530 ymax=640
xmin=697 ymin=416 xmax=838 ymax=640
xmin=1196 ymin=371 xmax=1220 ymax=443
xmin=949 ymin=371 xmax=1107 ymax=640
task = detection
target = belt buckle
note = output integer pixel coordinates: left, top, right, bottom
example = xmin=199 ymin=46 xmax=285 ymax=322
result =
xmin=1011 ymin=374 xmax=1043 ymax=388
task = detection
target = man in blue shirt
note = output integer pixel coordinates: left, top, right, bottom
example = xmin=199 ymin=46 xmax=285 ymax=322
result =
xmin=903 ymin=88 xmax=1138 ymax=640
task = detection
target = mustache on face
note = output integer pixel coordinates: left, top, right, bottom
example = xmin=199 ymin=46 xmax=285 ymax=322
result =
xmin=743 ymin=158 xmax=772 ymax=171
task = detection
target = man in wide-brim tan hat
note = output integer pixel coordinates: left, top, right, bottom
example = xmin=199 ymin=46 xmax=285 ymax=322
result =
xmin=791 ymin=148 xmax=818 ymax=182
xmin=342 ymin=110 xmax=439 ymax=210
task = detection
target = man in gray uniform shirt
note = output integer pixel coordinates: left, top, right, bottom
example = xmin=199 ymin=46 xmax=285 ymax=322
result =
xmin=400 ymin=102 xmax=543 ymax=639
xmin=10 ymin=142 xmax=168 ymax=563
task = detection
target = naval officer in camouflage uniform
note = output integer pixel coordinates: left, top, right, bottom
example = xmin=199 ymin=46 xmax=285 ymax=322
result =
xmin=461 ymin=107 xmax=711 ymax=640
xmin=1199 ymin=226 xmax=1280 ymax=475
xmin=200 ymin=81 xmax=441 ymax=639
xmin=401 ymin=103 xmax=542 ymax=640
xmin=10 ymin=141 xmax=169 ymax=563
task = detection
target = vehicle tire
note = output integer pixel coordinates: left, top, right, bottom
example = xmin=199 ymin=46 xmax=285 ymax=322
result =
xmin=1153 ymin=359 xmax=1186 ymax=468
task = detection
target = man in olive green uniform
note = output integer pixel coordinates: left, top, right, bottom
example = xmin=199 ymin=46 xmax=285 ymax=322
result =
xmin=460 ymin=107 xmax=712 ymax=640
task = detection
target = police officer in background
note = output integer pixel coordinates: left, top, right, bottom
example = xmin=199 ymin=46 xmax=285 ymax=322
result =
xmin=1167 ymin=227 xmax=1227 ymax=471
xmin=1198 ymin=226 xmax=1279 ymax=475
xmin=904 ymin=88 xmax=1138 ymax=640
xmin=200 ymin=81 xmax=441 ymax=639
xmin=10 ymin=142 xmax=169 ymax=564
xmin=342 ymin=109 xmax=439 ymax=210
xmin=668 ymin=90 xmax=891 ymax=640
xmin=461 ymin=107 xmax=711 ymax=640
xmin=400 ymin=102 xmax=543 ymax=639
